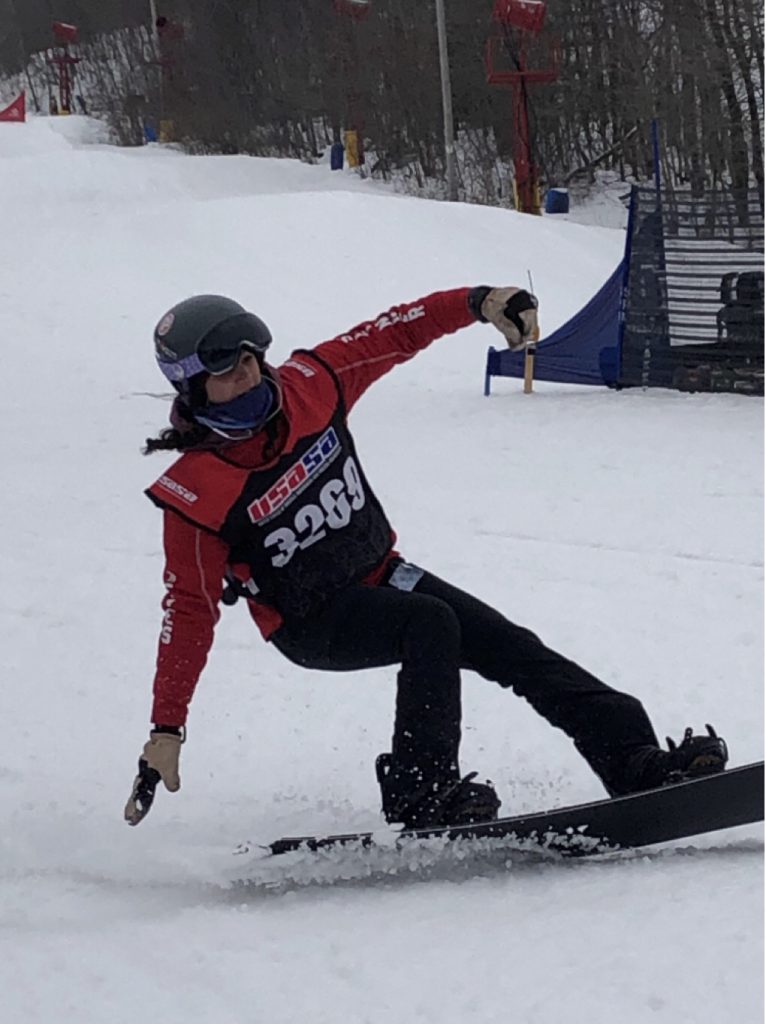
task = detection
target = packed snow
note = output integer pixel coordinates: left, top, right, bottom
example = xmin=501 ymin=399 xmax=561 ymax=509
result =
xmin=0 ymin=116 xmax=762 ymax=1024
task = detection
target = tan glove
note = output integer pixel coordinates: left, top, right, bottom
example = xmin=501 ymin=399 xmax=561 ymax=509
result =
xmin=124 ymin=729 xmax=184 ymax=826
xmin=481 ymin=287 xmax=539 ymax=350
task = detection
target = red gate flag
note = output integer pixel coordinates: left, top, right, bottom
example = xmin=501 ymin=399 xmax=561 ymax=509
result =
xmin=0 ymin=93 xmax=26 ymax=122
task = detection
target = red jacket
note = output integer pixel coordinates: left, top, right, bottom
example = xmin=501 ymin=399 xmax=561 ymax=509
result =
xmin=148 ymin=287 xmax=476 ymax=725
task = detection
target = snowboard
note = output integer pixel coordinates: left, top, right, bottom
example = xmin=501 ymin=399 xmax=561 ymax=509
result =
xmin=266 ymin=762 xmax=764 ymax=858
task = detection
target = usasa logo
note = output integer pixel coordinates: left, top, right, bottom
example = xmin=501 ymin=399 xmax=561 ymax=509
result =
xmin=247 ymin=427 xmax=340 ymax=523
xmin=158 ymin=475 xmax=198 ymax=505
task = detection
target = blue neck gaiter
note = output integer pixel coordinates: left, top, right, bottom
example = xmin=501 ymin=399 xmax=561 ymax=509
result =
xmin=194 ymin=379 xmax=274 ymax=433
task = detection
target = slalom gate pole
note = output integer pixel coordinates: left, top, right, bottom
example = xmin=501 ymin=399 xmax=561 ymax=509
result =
xmin=523 ymin=269 xmax=538 ymax=394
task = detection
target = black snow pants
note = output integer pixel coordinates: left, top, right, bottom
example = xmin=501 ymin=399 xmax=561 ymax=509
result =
xmin=271 ymin=563 xmax=659 ymax=796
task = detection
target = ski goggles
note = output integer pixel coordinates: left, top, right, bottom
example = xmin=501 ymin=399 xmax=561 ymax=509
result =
xmin=157 ymin=313 xmax=272 ymax=383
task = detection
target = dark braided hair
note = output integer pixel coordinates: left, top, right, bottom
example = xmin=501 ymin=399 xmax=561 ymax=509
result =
xmin=143 ymin=422 xmax=212 ymax=454
xmin=143 ymin=376 xmax=212 ymax=454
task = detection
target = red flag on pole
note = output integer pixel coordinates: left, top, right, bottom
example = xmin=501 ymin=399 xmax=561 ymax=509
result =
xmin=0 ymin=93 xmax=26 ymax=123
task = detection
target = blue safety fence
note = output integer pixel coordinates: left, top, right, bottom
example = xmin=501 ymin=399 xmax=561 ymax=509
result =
xmin=484 ymin=185 xmax=763 ymax=395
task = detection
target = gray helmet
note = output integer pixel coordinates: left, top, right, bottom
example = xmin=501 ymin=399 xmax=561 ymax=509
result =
xmin=154 ymin=294 xmax=272 ymax=394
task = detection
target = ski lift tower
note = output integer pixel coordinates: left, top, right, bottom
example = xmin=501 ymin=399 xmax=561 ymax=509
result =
xmin=47 ymin=22 xmax=81 ymax=115
xmin=485 ymin=0 xmax=558 ymax=214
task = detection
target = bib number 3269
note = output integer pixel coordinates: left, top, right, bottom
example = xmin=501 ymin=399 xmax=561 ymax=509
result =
xmin=263 ymin=456 xmax=365 ymax=568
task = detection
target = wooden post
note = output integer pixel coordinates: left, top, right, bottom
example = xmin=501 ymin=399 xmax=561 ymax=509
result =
xmin=523 ymin=333 xmax=537 ymax=393
xmin=524 ymin=269 xmax=538 ymax=393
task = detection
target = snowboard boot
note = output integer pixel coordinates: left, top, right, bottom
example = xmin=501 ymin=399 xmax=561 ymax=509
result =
xmin=611 ymin=725 xmax=728 ymax=796
xmin=376 ymin=753 xmax=501 ymax=831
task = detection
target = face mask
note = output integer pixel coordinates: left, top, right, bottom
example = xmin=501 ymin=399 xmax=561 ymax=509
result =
xmin=194 ymin=379 xmax=274 ymax=433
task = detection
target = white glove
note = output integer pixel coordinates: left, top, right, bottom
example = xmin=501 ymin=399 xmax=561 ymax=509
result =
xmin=480 ymin=287 xmax=539 ymax=350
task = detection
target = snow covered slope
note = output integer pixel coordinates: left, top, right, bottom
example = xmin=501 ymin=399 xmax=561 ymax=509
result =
xmin=0 ymin=116 xmax=762 ymax=1024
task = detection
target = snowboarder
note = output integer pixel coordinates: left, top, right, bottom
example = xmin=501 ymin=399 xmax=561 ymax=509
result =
xmin=125 ymin=286 xmax=727 ymax=829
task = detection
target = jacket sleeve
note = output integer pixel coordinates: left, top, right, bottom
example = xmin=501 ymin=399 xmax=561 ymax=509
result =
xmin=150 ymin=510 xmax=227 ymax=726
xmin=308 ymin=287 xmax=477 ymax=412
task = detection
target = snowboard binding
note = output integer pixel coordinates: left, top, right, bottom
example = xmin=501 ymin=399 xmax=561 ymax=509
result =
xmin=663 ymin=724 xmax=729 ymax=784
xmin=376 ymin=753 xmax=501 ymax=831
xmin=613 ymin=724 xmax=729 ymax=796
